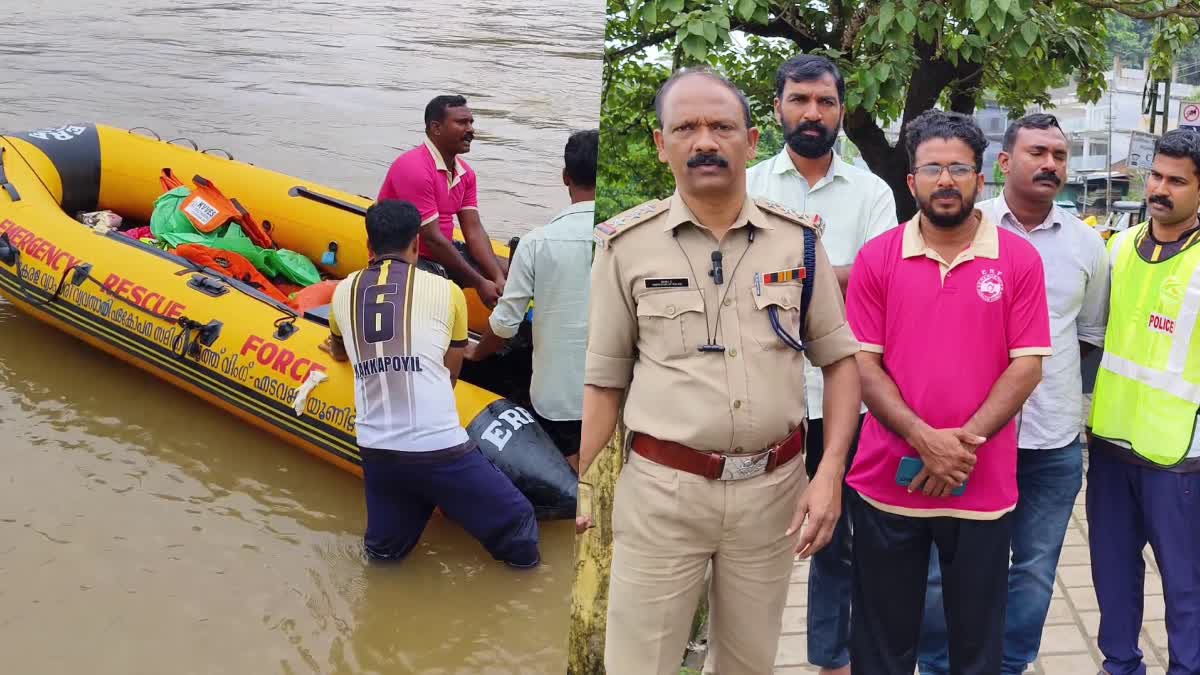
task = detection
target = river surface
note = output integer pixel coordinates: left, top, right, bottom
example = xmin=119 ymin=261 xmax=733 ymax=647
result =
xmin=0 ymin=2 xmax=603 ymax=673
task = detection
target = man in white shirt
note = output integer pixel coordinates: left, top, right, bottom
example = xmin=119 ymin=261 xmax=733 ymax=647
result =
xmin=745 ymin=53 xmax=897 ymax=675
xmin=917 ymin=113 xmax=1110 ymax=675
xmin=467 ymin=129 xmax=597 ymax=471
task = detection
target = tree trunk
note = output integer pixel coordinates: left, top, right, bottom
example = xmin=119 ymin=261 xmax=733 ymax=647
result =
xmin=844 ymin=110 xmax=917 ymax=222
xmin=839 ymin=37 xmax=985 ymax=223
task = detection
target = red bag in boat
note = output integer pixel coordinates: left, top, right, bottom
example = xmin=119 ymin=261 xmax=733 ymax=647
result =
xmin=173 ymin=244 xmax=291 ymax=305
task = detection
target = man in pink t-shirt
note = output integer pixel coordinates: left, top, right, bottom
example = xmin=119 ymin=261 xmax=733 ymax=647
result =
xmin=378 ymin=95 xmax=508 ymax=307
xmin=843 ymin=110 xmax=1051 ymax=675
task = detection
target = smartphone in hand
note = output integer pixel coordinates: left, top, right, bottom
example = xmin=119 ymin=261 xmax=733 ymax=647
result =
xmin=896 ymin=456 xmax=966 ymax=496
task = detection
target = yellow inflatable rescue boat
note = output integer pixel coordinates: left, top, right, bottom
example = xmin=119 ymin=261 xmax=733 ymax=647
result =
xmin=0 ymin=123 xmax=576 ymax=519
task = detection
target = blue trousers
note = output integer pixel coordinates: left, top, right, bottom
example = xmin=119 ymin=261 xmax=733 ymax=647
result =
xmin=1086 ymin=447 xmax=1200 ymax=675
xmin=360 ymin=445 xmax=540 ymax=567
xmin=918 ymin=442 xmax=1083 ymax=675
xmin=803 ymin=415 xmax=863 ymax=669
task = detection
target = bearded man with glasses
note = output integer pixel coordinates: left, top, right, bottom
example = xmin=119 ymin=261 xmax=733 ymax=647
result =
xmin=843 ymin=109 xmax=1052 ymax=675
xmin=917 ymin=113 xmax=1111 ymax=675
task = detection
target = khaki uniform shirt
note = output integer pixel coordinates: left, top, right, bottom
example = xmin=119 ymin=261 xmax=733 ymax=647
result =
xmin=586 ymin=193 xmax=860 ymax=454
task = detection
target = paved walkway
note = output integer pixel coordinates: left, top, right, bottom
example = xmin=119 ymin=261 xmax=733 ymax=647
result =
xmin=773 ymin=474 xmax=1171 ymax=674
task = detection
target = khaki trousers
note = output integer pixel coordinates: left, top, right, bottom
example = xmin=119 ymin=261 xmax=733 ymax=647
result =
xmin=604 ymin=450 xmax=808 ymax=675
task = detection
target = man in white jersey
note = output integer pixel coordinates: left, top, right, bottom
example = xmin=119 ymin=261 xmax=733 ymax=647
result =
xmin=324 ymin=199 xmax=539 ymax=567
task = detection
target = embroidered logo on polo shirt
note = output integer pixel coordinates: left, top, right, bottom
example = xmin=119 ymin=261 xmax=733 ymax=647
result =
xmin=976 ymin=269 xmax=1004 ymax=303
xmin=1148 ymin=312 xmax=1176 ymax=336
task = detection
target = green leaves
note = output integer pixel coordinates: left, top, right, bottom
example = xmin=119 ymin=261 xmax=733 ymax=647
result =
xmin=969 ymin=0 xmax=989 ymax=22
xmin=878 ymin=2 xmax=896 ymax=33
xmin=735 ymin=0 xmax=758 ymax=22
xmin=600 ymin=0 xmax=1198 ymax=222
xmin=1021 ymin=21 xmax=1039 ymax=48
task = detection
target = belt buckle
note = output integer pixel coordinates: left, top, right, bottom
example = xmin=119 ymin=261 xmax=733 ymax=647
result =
xmin=718 ymin=449 xmax=772 ymax=481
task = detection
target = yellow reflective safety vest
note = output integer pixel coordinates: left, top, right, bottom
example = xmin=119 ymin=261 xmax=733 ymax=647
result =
xmin=1089 ymin=222 xmax=1200 ymax=467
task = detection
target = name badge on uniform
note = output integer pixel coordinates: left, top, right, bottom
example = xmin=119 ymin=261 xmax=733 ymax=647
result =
xmin=753 ymin=267 xmax=806 ymax=295
xmin=645 ymin=278 xmax=689 ymax=289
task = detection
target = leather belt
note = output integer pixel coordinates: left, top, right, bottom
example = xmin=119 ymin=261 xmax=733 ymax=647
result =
xmin=631 ymin=426 xmax=805 ymax=481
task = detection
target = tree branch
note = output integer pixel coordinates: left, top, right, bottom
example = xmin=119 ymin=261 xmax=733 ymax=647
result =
xmin=607 ymin=28 xmax=677 ymax=60
xmin=1077 ymin=0 xmax=1200 ymax=19
xmin=732 ymin=17 xmax=824 ymax=52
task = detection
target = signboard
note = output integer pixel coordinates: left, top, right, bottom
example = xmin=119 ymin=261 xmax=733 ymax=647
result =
xmin=1180 ymin=102 xmax=1200 ymax=130
xmin=1128 ymin=131 xmax=1158 ymax=171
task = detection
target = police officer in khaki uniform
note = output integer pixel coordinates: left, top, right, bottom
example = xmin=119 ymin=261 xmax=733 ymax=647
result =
xmin=578 ymin=67 xmax=863 ymax=675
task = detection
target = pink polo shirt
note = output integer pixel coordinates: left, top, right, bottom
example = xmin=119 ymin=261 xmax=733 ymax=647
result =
xmin=378 ymin=138 xmax=478 ymax=258
xmin=845 ymin=214 xmax=1051 ymax=519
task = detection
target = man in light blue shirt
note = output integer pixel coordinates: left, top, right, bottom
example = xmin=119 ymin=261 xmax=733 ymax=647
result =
xmin=918 ymin=114 xmax=1110 ymax=675
xmin=745 ymin=53 xmax=896 ymax=675
xmin=467 ymin=129 xmax=597 ymax=471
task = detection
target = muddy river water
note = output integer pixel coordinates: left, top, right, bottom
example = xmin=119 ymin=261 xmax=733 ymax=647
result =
xmin=0 ymin=1 xmax=603 ymax=672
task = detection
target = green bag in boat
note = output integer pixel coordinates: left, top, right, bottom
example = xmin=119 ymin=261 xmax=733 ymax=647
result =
xmin=151 ymin=186 xmax=223 ymax=239
xmin=161 ymin=227 xmax=321 ymax=287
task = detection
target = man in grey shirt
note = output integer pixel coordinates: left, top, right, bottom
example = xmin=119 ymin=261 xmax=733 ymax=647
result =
xmin=918 ymin=114 xmax=1110 ymax=675
xmin=467 ymin=129 xmax=597 ymax=471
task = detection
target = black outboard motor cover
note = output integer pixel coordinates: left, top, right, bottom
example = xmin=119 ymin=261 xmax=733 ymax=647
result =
xmin=467 ymin=399 xmax=578 ymax=520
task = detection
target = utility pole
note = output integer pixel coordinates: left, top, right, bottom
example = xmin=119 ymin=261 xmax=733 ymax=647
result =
xmin=1107 ymin=62 xmax=1114 ymax=217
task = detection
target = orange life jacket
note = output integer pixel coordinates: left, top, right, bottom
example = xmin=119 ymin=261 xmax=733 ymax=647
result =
xmin=173 ymin=244 xmax=291 ymax=305
xmin=160 ymin=170 xmax=275 ymax=249
xmin=287 ymin=279 xmax=339 ymax=313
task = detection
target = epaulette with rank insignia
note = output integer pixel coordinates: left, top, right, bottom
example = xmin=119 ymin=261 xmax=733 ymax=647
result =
xmin=753 ymin=197 xmax=824 ymax=238
xmin=593 ymin=198 xmax=670 ymax=250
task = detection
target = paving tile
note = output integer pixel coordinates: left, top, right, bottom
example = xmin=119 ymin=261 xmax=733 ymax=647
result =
xmin=1144 ymin=594 xmax=1166 ymax=621
xmin=774 ymin=667 xmax=818 ymax=675
xmin=1144 ymin=571 xmax=1164 ymax=596
xmin=1145 ymin=619 xmax=1169 ymax=651
xmin=1044 ymin=597 xmax=1075 ymax=625
xmin=1038 ymin=623 xmax=1090 ymax=654
xmin=1059 ymin=545 xmax=1091 ymax=566
xmin=1039 ymin=652 xmax=1099 ymax=673
xmin=1064 ymin=527 xmax=1088 ymax=546
xmin=781 ymin=606 xmax=806 ymax=635
xmin=1058 ymin=564 xmax=1094 ymax=588
xmin=1079 ymin=610 xmax=1100 ymax=637
xmin=1067 ymin=584 xmax=1100 ymax=611
xmin=786 ymin=582 xmax=807 ymax=608
xmin=775 ymin=633 xmax=806 ymax=667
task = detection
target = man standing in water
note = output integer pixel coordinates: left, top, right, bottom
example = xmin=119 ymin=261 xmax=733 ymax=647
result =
xmin=746 ymin=53 xmax=896 ymax=675
xmin=379 ymin=95 xmax=508 ymax=307
xmin=323 ymin=199 xmax=539 ymax=568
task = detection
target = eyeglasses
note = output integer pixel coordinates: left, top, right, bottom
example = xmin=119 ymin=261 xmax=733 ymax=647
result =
xmin=913 ymin=163 xmax=977 ymax=180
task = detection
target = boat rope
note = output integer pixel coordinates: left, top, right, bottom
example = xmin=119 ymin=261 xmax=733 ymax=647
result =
xmin=166 ymin=137 xmax=199 ymax=150
xmin=128 ymin=127 xmax=162 ymax=140
xmin=4 ymin=244 xmax=76 ymax=308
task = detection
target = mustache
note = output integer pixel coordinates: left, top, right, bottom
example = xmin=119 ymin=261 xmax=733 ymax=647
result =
xmin=1033 ymin=171 xmax=1061 ymax=185
xmin=687 ymin=153 xmax=729 ymax=168
xmin=788 ymin=121 xmax=829 ymax=137
xmin=931 ymin=188 xmax=963 ymax=201
xmin=1150 ymin=195 xmax=1174 ymax=209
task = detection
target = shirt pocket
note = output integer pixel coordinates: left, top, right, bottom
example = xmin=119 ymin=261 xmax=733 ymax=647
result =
xmin=749 ymin=284 xmax=804 ymax=352
xmin=636 ymin=289 xmax=707 ymax=359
